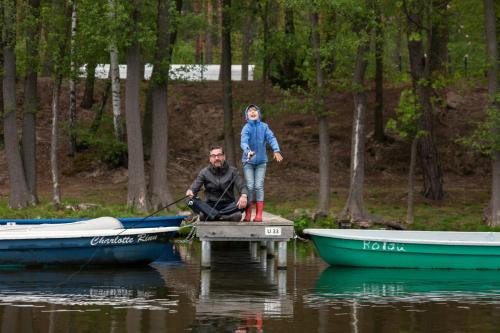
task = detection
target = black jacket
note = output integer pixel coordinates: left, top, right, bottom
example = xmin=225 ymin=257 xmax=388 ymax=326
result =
xmin=189 ymin=162 xmax=248 ymax=203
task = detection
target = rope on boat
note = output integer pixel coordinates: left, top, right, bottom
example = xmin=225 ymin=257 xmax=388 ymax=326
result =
xmin=293 ymin=230 xmax=308 ymax=242
xmin=175 ymin=215 xmax=198 ymax=244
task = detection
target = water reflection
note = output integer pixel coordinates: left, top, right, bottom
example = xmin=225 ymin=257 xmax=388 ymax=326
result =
xmin=5 ymin=242 xmax=500 ymax=332
xmin=310 ymin=266 xmax=500 ymax=303
xmin=196 ymin=244 xmax=293 ymax=319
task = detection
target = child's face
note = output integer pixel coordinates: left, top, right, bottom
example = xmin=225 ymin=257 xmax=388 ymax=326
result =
xmin=247 ymin=107 xmax=259 ymax=121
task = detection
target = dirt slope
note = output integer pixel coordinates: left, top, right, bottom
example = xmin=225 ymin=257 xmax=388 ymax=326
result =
xmin=0 ymin=79 xmax=491 ymax=205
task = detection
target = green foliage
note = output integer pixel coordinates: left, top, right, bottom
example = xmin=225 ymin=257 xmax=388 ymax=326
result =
xmin=459 ymin=97 xmax=500 ymax=156
xmin=387 ymin=88 xmax=424 ymax=140
xmin=292 ymin=209 xmax=310 ymax=234
xmin=74 ymin=118 xmax=128 ymax=168
xmin=277 ymin=86 xmax=333 ymax=118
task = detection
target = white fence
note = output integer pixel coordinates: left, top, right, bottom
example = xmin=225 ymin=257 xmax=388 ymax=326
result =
xmin=79 ymin=64 xmax=255 ymax=81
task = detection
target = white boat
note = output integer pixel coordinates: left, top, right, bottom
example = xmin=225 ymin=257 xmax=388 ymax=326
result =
xmin=0 ymin=217 xmax=179 ymax=266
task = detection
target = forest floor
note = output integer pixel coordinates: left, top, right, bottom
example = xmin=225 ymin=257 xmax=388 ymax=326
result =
xmin=0 ymin=78 xmax=494 ymax=229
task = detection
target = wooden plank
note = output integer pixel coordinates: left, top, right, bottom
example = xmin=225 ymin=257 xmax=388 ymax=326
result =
xmin=195 ymin=222 xmax=294 ymax=241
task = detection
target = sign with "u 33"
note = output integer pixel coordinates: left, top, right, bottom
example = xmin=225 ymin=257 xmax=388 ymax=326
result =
xmin=265 ymin=227 xmax=282 ymax=236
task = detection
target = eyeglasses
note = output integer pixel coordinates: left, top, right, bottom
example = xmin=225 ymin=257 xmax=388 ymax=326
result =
xmin=210 ymin=153 xmax=224 ymax=158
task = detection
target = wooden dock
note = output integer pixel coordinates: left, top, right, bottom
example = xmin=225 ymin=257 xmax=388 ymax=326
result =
xmin=195 ymin=212 xmax=295 ymax=269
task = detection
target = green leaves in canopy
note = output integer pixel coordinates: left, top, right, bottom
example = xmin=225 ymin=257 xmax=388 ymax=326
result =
xmin=459 ymin=94 xmax=500 ymax=156
xmin=387 ymin=88 xmax=425 ymax=140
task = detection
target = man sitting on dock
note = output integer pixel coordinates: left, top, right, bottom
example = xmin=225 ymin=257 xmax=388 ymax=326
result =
xmin=186 ymin=145 xmax=248 ymax=221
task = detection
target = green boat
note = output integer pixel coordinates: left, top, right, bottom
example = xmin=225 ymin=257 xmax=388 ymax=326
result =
xmin=304 ymin=229 xmax=500 ymax=269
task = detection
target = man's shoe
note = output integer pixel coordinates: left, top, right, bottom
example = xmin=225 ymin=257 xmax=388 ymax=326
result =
xmin=219 ymin=212 xmax=242 ymax=222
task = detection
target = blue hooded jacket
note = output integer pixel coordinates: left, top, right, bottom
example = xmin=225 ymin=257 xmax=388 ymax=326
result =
xmin=240 ymin=104 xmax=280 ymax=165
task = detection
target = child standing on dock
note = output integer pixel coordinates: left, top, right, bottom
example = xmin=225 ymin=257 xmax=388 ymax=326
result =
xmin=240 ymin=104 xmax=283 ymax=222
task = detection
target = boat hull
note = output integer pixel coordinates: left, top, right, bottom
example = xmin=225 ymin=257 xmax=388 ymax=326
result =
xmin=0 ymin=226 xmax=178 ymax=266
xmin=0 ymin=215 xmax=186 ymax=229
xmin=305 ymin=229 xmax=500 ymax=269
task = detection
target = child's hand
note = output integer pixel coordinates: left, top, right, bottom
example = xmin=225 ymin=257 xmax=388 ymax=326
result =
xmin=247 ymin=151 xmax=255 ymax=160
xmin=273 ymin=152 xmax=283 ymax=162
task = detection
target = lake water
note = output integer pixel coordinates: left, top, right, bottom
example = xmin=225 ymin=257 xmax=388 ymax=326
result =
xmin=1 ymin=241 xmax=500 ymax=332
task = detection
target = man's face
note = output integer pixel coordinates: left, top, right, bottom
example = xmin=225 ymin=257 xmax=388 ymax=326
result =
xmin=209 ymin=148 xmax=225 ymax=168
xmin=247 ymin=107 xmax=259 ymax=121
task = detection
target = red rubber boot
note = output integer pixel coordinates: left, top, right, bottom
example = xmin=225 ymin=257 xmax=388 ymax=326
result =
xmin=244 ymin=202 xmax=253 ymax=222
xmin=254 ymin=201 xmax=264 ymax=222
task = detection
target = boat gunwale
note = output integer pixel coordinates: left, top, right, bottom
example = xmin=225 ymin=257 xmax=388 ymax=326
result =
xmin=0 ymin=226 xmax=179 ymax=240
xmin=303 ymin=229 xmax=500 ymax=247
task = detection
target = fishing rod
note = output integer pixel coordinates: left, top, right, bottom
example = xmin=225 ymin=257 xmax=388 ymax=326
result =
xmin=141 ymin=195 xmax=189 ymax=221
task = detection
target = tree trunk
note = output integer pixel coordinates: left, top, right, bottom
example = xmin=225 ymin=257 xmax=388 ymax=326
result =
xmin=407 ymin=137 xmax=418 ymax=224
xmin=429 ymin=0 xmax=450 ymax=76
xmin=323 ymin=10 xmax=337 ymax=77
xmin=241 ymin=0 xmax=255 ymax=81
xmin=109 ymin=0 xmax=123 ymax=142
xmin=341 ymin=42 xmax=370 ymax=221
xmin=484 ymin=0 xmax=500 ymax=226
xmin=373 ymin=0 xmax=386 ymax=142
xmin=68 ymin=0 xmax=78 ymax=157
xmin=22 ymin=0 xmax=41 ymax=202
xmin=282 ymin=8 xmax=297 ymax=88
xmin=194 ymin=0 xmax=202 ymax=63
xmin=40 ymin=26 xmax=52 ymax=77
xmin=261 ymin=0 xmax=270 ymax=94
xmin=221 ymin=0 xmax=236 ymax=166
xmin=80 ymin=61 xmax=96 ymax=109
xmin=406 ymin=0 xmax=444 ymax=201
xmin=142 ymin=84 xmax=153 ymax=159
xmin=50 ymin=76 xmax=62 ymax=207
xmin=150 ymin=0 xmax=174 ymax=210
xmin=311 ymin=12 xmax=330 ymax=215
xmin=90 ymin=76 xmax=111 ymax=134
xmin=204 ymin=0 xmax=213 ymax=64
xmin=2 ymin=0 xmax=35 ymax=208
xmin=125 ymin=6 xmax=148 ymax=210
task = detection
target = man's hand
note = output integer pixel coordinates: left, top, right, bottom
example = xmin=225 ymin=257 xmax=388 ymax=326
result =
xmin=237 ymin=194 xmax=248 ymax=209
xmin=186 ymin=189 xmax=194 ymax=197
xmin=273 ymin=152 xmax=283 ymax=162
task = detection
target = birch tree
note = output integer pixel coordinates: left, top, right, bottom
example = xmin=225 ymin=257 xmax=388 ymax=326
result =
xmin=341 ymin=40 xmax=370 ymax=221
xmin=2 ymin=0 xmax=35 ymax=208
xmin=46 ymin=0 xmax=72 ymax=207
xmin=68 ymin=0 xmax=78 ymax=157
xmin=340 ymin=0 xmax=372 ymax=221
xmin=108 ymin=0 xmax=123 ymax=141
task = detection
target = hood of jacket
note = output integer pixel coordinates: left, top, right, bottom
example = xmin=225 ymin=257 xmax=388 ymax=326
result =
xmin=243 ymin=104 xmax=262 ymax=123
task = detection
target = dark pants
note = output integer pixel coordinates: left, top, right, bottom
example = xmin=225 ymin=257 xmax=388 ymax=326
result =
xmin=186 ymin=197 xmax=244 ymax=221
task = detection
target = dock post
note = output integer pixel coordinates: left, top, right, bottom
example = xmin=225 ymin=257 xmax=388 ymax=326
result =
xmin=200 ymin=269 xmax=211 ymax=297
xmin=260 ymin=248 xmax=267 ymax=270
xmin=201 ymin=240 xmax=211 ymax=269
xmin=277 ymin=241 xmax=287 ymax=269
xmin=266 ymin=241 xmax=275 ymax=257
xmin=267 ymin=256 xmax=276 ymax=283
xmin=278 ymin=270 xmax=287 ymax=295
xmin=250 ymin=242 xmax=259 ymax=260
